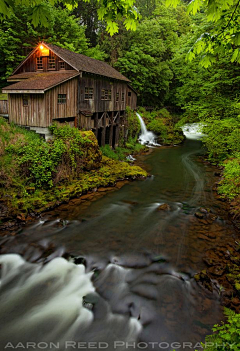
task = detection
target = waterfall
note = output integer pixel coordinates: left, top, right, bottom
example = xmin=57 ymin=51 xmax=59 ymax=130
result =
xmin=181 ymin=123 xmax=205 ymax=140
xmin=136 ymin=113 xmax=159 ymax=146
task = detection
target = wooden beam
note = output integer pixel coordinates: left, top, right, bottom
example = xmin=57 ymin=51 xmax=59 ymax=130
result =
xmin=109 ymin=111 xmax=114 ymax=147
xmin=101 ymin=112 xmax=106 ymax=146
xmin=94 ymin=112 xmax=98 ymax=139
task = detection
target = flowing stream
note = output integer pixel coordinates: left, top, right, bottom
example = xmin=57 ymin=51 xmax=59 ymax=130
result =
xmin=0 ymin=127 xmax=239 ymax=351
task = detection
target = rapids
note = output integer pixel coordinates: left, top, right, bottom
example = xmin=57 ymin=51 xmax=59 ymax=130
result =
xmin=0 ymin=126 xmax=239 ymax=351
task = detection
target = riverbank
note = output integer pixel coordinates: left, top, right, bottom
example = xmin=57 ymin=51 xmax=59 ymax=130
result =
xmin=0 ymin=118 xmax=147 ymax=231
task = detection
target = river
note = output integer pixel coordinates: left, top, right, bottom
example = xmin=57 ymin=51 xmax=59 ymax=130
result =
xmin=0 ymin=136 xmax=239 ymax=351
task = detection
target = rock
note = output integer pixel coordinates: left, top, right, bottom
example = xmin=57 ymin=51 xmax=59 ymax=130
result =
xmin=231 ymin=297 xmax=240 ymax=306
xmin=194 ymin=270 xmax=213 ymax=292
xmin=208 ymin=264 xmax=226 ymax=276
xmin=17 ymin=214 xmax=26 ymax=222
xmin=195 ymin=211 xmax=204 ymax=219
xmin=122 ymin=200 xmax=138 ymax=205
xmin=199 ymin=207 xmax=210 ymax=214
xmin=157 ymin=203 xmax=170 ymax=211
xmin=198 ymin=234 xmax=210 ymax=241
xmin=208 ymin=232 xmax=217 ymax=239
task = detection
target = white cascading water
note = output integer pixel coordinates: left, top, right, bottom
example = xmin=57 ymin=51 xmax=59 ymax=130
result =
xmin=181 ymin=123 xmax=205 ymax=140
xmin=136 ymin=113 xmax=160 ymax=146
xmin=0 ymin=254 xmax=141 ymax=351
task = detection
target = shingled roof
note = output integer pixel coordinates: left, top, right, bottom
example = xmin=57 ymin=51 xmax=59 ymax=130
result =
xmin=3 ymin=71 xmax=79 ymax=93
xmin=12 ymin=42 xmax=130 ymax=82
xmin=46 ymin=43 xmax=129 ymax=82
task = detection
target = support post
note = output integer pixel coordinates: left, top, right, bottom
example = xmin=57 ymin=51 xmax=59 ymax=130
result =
xmin=101 ymin=112 xmax=106 ymax=146
xmin=94 ymin=112 xmax=98 ymax=139
xmin=109 ymin=111 xmax=114 ymax=147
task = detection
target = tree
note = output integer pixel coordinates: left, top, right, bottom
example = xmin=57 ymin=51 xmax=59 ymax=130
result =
xmin=0 ymin=4 xmax=105 ymax=86
xmin=114 ymin=1 xmax=189 ymax=106
xmin=169 ymin=12 xmax=240 ymax=121
xmin=0 ymin=0 xmax=141 ymax=35
xmin=166 ymin=0 xmax=240 ymax=66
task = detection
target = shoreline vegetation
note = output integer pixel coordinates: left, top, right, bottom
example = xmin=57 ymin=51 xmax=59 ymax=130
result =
xmin=1 ymin=109 xmax=240 ymax=349
xmin=0 ymin=107 xmax=185 ymax=228
xmin=0 ymin=116 xmax=147 ymax=229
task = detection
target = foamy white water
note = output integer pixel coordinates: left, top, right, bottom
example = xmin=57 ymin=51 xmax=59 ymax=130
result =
xmin=136 ymin=113 xmax=160 ymax=146
xmin=181 ymin=123 xmax=205 ymax=140
xmin=0 ymin=254 xmax=141 ymax=350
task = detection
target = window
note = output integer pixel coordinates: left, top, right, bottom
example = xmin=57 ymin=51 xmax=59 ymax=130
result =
xmin=48 ymin=56 xmax=56 ymax=69
xmin=23 ymin=94 xmax=28 ymax=106
xmin=85 ymin=87 xmax=93 ymax=100
xmin=122 ymin=92 xmax=125 ymax=102
xmin=101 ymin=89 xmax=112 ymax=100
xmin=58 ymin=94 xmax=67 ymax=104
xmin=59 ymin=60 xmax=65 ymax=69
xmin=36 ymin=57 xmax=43 ymax=70
xmin=101 ymin=89 xmax=105 ymax=100
xmin=128 ymin=92 xmax=131 ymax=97
xmin=116 ymin=92 xmax=119 ymax=102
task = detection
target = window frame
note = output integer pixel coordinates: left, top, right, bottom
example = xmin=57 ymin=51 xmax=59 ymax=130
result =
xmin=23 ymin=94 xmax=29 ymax=107
xmin=36 ymin=57 xmax=43 ymax=70
xmin=84 ymin=87 xmax=94 ymax=100
xmin=58 ymin=93 xmax=67 ymax=104
xmin=59 ymin=60 xmax=65 ymax=70
xmin=48 ymin=55 xmax=56 ymax=70
xmin=101 ymin=89 xmax=112 ymax=101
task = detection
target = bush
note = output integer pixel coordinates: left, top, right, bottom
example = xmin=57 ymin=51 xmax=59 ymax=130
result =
xmin=218 ymin=155 xmax=240 ymax=199
xmin=202 ymin=117 xmax=240 ymax=162
xmin=202 ymin=309 xmax=240 ymax=351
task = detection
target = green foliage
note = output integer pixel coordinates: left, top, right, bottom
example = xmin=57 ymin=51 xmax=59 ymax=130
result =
xmin=0 ymin=4 xmax=105 ymax=84
xmin=0 ymin=118 xmax=147 ymax=216
xmin=113 ymin=1 xmax=189 ymax=106
xmin=202 ymin=118 xmax=240 ymax=162
xmin=218 ymin=155 xmax=240 ymax=200
xmin=100 ymin=144 xmax=122 ymax=160
xmin=126 ymin=106 xmax=141 ymax=142
xmin=202 ymin=309 xmax=240 ymax=351
xmin=0 ymin=0 xmax=141 ymax=36
xmin=166 ymin=0 xmax=240 ymax=66
xmin=137 ymin=107 xmax=184 ymax=145
xmin=170 ymin=14 xmax=240 ymax=121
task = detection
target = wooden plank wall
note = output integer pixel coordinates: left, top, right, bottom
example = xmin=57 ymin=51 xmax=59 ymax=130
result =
xmin=127 ymin=87 xmax=137 ymax=110
xmin=17 ymin=49 xmax=73 ymax=73
xmin=8 ymin=94 xmax=46 ymax=127
xmin=78 ymin=75 xmax=129 ymax=113
xmin=0 ymin=100 xmax=8 ymax=114
xmin=45 ymin=77 xmax=78 ymax=123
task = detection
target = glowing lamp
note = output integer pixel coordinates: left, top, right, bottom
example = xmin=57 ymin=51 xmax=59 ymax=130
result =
xmin=39 ymin=44 xmax=49 ymax=56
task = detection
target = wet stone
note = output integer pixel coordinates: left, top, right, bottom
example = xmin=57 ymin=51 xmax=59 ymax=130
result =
xmin=198 ymin=234 xmax=210 ymax=241
xmin=208 ymin=264 xmax=226 ymax=276
xmin=195 ymin=211 xmax=204 ymax=219
xmin=157 ymin=203 xmax=170 ymax=211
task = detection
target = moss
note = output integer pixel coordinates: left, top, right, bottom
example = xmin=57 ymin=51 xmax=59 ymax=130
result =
xmin=0 ymin=118 xmax=147 ymax=218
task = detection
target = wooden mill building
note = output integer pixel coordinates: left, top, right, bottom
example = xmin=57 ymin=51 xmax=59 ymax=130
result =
xmin=2 ymin=42 xmax=137 ymax=146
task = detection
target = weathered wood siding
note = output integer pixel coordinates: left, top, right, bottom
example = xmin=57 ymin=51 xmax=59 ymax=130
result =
xmin=17 ymin=48 xmax=73 ymax=74
xmin=127 ymin=87 xmax=137 ymax=110
xmin=45 ymin=77 xmax=78 ymax=123
xmin=78 ymin=75 xmax=128 ymax=113
xmin=8 ymin=94 xmax=46 ymax=126
xmin=0 ymin=100 xmax=8 ymax=114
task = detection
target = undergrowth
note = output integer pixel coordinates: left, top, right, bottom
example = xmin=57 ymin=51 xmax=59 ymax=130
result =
xmin=0 ymin=118 xmax=147 ymax=217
